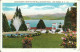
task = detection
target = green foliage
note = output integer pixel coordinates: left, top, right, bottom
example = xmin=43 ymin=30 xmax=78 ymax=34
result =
xmin=10 ymin=19 xmax=16 ymax=31
xmin=22 ymin=37 xmax=32 ymax=48
xmin=21 ymin=34 xmax=26 ymax=38
xmin=36 ymin=31 xmax=41 ymax=36
xmin=19 ymin=21 xmax=27 ymax=31
xmin=37 ymin=19 xmax=46 ymax=29
xmin=18 ymin=8 xmax=23 ymax=18
xmin=64 ymin=8 xmax=71 ymax=26
xmin=73 ymin=3 xmax=77 ymax=6
xmin=11 ymin=6 xmax=27 ymax=31
xmin=60 ymin=33 xmax=76 ymax=48
xmin=58 ymin=23 xmax=62 ymax=28
xmin=63 ymin=4 xmax=77 ymax=31
xmin=2 ymin=14 xmax=10 ymax=32
xmin=46 ymin=30 xmax=49 ymax=34
xmin=17 ymin=35 xmax=21 ymax=38
xmin=10 ymin=34 xmax=16 ymax=38
xmin=59 ymin=25 xmax=61 ymax=28
xmin=31 ymin=31 xmax=41 ymax=36
xmin=55 ymin=29 xmax=60 ymax=32
xmin=3 ymin=35 xmax=7 ymax=38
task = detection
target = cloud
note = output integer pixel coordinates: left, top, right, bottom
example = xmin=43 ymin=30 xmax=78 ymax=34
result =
xmin=3 ymin=5 xmax=29 ymax=10
xmin=3 ymin=4 xmax=71 ymax=19
xmin=20 ymin=4 xmax=70 ymax=15
xmin=30 ymin=5 xmax=55 ymax=9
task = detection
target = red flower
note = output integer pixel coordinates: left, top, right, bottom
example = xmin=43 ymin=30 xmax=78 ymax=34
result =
xmin=63 ymin=42 xmax=66 ymax=45
xmin=70 ymin=34 xmax=72 ymax=36
xmin=64 ymin=38 xmax=66 ymax=40
xmin=65 ymin=34 xmax=67 ymax=36
xmin=28 ymin=41 xmax=31 ymax=44
xmin=74 ymin=35 xmax=76 ymax=37
xmin=72 ymin=42 xmax=74 ymax=45
xmin=25 ymin=37 xmax=28 ymax=39
xmin=25 ymin=38 xmax=28 ymax=40
xmin=28 ymin=37 xmax=33 ymax=40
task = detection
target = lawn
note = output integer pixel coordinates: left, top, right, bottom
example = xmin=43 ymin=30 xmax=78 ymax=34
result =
xmin=3 ymin=33 xmax=65 ymax=48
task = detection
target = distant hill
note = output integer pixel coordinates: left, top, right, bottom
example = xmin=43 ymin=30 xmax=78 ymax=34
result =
xmin=23 ymin=13 xmax=65 ymax=20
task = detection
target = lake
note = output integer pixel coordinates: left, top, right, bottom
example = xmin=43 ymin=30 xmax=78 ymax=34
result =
xmin=8 ymin=20 xmax=64 ymax=28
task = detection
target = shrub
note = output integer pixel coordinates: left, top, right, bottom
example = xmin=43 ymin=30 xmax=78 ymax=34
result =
xmin=32 ymin=34 xmax=35 ymax=37
xmin=37 ymin=31 xmax=41 ymax=36
xmin=37 ymin=19 xmax=46 ymax=29
xmin=55 ymin=29 xmax=60 ymax=32
xmin=60 ymin=33 xmax=76 ymax=48
xmin=10 ymin=34 xmax=16 ymax=38
xmin=17 ymin=35 xmax=21 ymax=38
xmin=21 ymin=34 xmax=26 ymax=38
xmin=46 ymin=30 xmax=49 ymax=34
xmin=3 ymin=35 xmax=7 ymax=38
xmin=22 ymin=37 xmax=33 ymax=48
xmin=7 ymin=36 xmax=10 ymax=38
xmin=34 ymin=31 xmax=41 ymax=36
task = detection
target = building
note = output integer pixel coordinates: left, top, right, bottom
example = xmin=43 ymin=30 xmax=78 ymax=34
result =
xmin=26 ymin=23 xmax=63 ymax=30
xmin=26 ymin=23 xmax=30 ymax=31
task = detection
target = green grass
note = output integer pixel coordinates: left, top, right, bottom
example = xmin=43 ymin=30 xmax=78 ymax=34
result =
xmin=3 ymin=33 xmax=65 ymax=48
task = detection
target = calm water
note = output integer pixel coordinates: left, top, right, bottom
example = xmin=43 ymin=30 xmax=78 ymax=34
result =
xmin=8 ymin=20 xmax=64 ymax=27
xmin=5 ymin=34 xmax=29 ymax=36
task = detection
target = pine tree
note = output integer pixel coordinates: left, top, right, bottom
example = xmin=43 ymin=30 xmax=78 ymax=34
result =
xmin=19 ymin=21 xmax=27 ymax=31
xmin=73 ymin=3 xmax=77 ymax=6
xmin=64 ymin=8 xmax=71 ymax=26
xmin=59 ymin=23 xmax=61 ymax=28
xmin=70 ymin=3 xmax=77 ymax=30
xmin=16 ymin=6 xmax=19 ymax=16
xmin=63 ymin=3 xmax=77 ymax=31
xmin=11 ymin=7 xmax=27 ymax=31
xmin=18 ymin=8 xmax=27 ymax=31
xmin=2 ymin=14 xmax=10 ymax=32
xmin=37 ymin=19 xmax=46 ymax=29
xmin=18 ymin=8 xmax=22 ymax=18
xmin=10 ymin=19 xmax=16 ymax=31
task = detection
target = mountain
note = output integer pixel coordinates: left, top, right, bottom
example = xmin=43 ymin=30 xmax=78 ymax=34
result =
xmin=23 ymin=13 xmax=65 ymax=20
xmin=26 ymin=13 xmax=66 ymax=18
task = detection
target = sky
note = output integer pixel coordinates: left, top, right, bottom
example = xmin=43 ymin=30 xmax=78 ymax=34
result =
xmin=3 ymin=3 xmax=74 ymax=20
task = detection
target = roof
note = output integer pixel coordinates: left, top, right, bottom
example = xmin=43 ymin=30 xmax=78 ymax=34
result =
xmin=27 ymin=23 xmax=29 ymax=24
xmin=30 ymin=27 xmax=56 ymax=30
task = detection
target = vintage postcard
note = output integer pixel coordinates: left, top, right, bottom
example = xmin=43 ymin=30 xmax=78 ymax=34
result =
xmin=0 ymin=0 xmax=79 ymax=52
xmin=2 ymin=2 xmax=77 ymax=48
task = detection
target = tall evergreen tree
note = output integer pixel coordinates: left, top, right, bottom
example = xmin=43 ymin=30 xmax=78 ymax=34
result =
xmin=11 ymin=7 xmax=27 ymax=31
xmin=16 ymin=6 xmax=19 ymax=16
xmin=63 ymin=8 xmax=72 ymax=30
xmin=37 ymin=19 xmax=46 ymax=29
xmin=64 ymin=8 xmax=71 ymax=26
xmin=2 ymin=14 xmax=10 ymax=32
xmin=58 ymin=23 xmax=62 ymax=28
xmin=18 ymin=8 xmax=27 ymax=31
xmin=73 ymin=3 xmax=77 ymax=6
xmin=70 ymin=3 xmax=77 ymax=30
xmin=63 ymin=3 xmax=77 ymax=31
xmin=18 ymin=8 xmax=22 ymax=18
xmin=10 ymin=19 xmax=16 ymax=31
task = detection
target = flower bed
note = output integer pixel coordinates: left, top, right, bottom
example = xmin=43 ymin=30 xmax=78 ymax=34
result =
xmin=60 ymin=33 xmax=76 ymax=48
xmin=22 ymin=37 xmax=33 ymax=48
